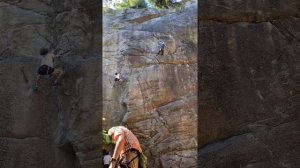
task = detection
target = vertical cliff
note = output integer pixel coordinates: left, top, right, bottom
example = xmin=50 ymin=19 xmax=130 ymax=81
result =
xmin=1 ymin=0 xmax=298 ymax=168
xmin=103 ymin=3 xmax=198 ymax=168
xmin=0 ymin=0 xmax=101 ymax=167
xmin=198 ymin=1 xmax=300 ymax=167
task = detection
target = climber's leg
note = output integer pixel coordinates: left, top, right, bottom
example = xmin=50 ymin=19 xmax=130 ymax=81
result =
xmin=113 ymin=78 xmax=120 ymax=87
xmin=156 ymin=49 xmax=161 ymax=56
xmin=52 ymin=68 xmax=64 ymax=85
xmin=34 ymin=65 xmax=51 ymax=91
xmin=126 ymin=150 xmax=139 ymax=168
xmin=34 ymin=74 xmax=40 ymax=91
xmin=56 ymin=68 xmax=64 ymax=80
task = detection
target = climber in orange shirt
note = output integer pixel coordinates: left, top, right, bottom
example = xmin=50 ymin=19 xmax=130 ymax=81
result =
xmin=108 ymin=126 xmax=143 ymax=168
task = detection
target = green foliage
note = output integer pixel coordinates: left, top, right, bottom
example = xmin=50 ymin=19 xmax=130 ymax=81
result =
xmin=103 ymin=6 xmax=111 ymax=13
xmin=138 ymin=152 xmax=148 ymax=168
xmin=148 ymin=0 xmax=182 ymax=9
xmin=102 ymin=130 xmax=111 ymax=150
xmin=104 ymin=0 xmax=187 ymax=11
xmin=185 ymin=32 xmax=197 ymax=44
xmin=115 ymin=0 xmax=147 ymax=9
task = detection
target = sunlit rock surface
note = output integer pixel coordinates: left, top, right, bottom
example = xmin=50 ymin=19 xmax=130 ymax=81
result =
xmin=103 ymin=3 xmax=198 ymax=168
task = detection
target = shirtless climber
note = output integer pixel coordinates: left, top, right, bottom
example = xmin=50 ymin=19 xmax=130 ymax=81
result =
xmin=156 ymin=41 xmax=166 ymax=56
xmin=34 ymin=48 xmax=64 ymax=90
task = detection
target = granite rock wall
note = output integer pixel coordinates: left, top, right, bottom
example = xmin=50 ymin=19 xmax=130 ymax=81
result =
xmin=198 ymin=1 xmax=300 ymax=167
xmin=0 ymin=0 xmax=101 ymax=167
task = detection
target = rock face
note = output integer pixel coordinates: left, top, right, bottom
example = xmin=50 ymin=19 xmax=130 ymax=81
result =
xmin=198 ymin=1 xmax=300 ymax=168
xmin=1 ymin=0 xmax=298 ymax=167
xmin=0 ymin=0 xmax=101 ymax=167
xmin=103 ymin=4 xmax=198 ymax=168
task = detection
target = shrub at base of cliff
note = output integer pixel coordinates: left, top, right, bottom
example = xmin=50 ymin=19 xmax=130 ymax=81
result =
xmin=115 ymin=0 xmax=147 ymax=9
xmin=149 ymin=0 xmax=182 ymax=9
xmin=104 ymin=0 xmax=190 ymax=10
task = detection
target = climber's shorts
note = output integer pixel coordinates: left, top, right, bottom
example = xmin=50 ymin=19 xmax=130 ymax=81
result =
xmin=115 ymin=78 xmax=120 ymax=81
xmin=37 ymin=65 xmax=54 ymax=75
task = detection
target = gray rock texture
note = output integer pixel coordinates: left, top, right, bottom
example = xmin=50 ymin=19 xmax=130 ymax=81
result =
xmin=199 ymin=1 xmax=300 ymax=168
xmin=103 ymin=4 xmax=198 ymax=168
xmin=1 ymin=0 xmax=298 ymax=168
xmin=0 ymin=0 xmax=101 ymax=167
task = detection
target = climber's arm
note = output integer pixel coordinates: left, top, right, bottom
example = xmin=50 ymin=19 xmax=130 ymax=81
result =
xmin=49 ymin=50 xmax=61 ymax=58
xmin=110 ymin=134 xmax=125 ymax=168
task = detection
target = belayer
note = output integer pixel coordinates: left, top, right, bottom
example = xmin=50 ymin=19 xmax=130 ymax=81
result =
xmin=103 ymin=126 xmax=148 ymax=168
xmin=34 ymin=48 xmax=64 ymax=90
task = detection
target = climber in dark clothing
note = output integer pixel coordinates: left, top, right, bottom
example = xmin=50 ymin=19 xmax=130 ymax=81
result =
xmin=114 ymin=73 xmax=121 ymax=82
xmin=156 ymin=41 xmax=166 ymax=56
xmin=34 ymin=48 xmax=64 ymax=90
xmin=113 ymin=72 xmax=123 ymax=87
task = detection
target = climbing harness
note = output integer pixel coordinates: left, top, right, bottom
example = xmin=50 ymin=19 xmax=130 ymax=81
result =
xmin=117 ymin=149 xmax=139 ymax=168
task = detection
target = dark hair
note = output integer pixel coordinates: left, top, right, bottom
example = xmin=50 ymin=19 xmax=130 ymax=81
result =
xmin=40 ymin=48 xmax=48 ymax=56
xmin=103 ymin=149 xmax=108 ymax=155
